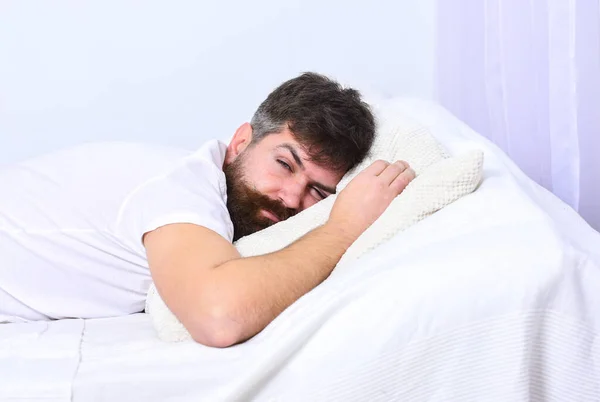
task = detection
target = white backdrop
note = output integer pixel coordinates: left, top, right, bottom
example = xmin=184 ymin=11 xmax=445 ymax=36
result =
xmin=436 ymin=0 xmax=600 ymax=231
xmin=0 ymin=0 xmax=436 ymax=166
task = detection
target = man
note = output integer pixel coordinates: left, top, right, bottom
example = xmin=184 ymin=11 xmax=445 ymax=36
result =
xmin=0 ymin=73 xmax=415 ymax=347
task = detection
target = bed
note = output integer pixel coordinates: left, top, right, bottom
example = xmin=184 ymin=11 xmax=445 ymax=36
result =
xmin=1 ymin=99 xmax=599 ymax=402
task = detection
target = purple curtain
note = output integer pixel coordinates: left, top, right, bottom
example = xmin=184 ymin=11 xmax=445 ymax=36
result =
xmin=436 ymin=0 xmax=600 ymax=231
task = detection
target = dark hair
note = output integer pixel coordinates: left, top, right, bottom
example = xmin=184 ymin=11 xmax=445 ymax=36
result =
xmin=250 ymin=72 xmax=376 ymax=172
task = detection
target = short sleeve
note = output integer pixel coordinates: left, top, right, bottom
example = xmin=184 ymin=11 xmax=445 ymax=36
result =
xmin=113 ymin=152 xmax=233 ymax=255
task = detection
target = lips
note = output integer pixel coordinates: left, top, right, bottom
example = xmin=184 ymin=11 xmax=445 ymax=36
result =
xmin=261 ymin=209 xmax=281 ymax=223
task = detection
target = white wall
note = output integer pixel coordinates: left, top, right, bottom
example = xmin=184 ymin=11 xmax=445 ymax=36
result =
xmin=0 ymin=0 xmax=436 ymax=165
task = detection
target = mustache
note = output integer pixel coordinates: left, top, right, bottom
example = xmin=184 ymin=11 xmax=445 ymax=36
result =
xmin=246 ymin=187 xmax=296 ymax=222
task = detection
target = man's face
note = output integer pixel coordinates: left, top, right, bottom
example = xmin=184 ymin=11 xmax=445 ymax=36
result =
xmin=223 ymin=127 xmax=344 ymax=241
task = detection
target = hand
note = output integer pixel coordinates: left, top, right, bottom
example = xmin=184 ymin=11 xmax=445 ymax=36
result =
xmin=327 ymin=160 xmax=415 ymax=241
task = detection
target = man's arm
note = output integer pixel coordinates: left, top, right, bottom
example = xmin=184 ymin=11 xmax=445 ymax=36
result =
xmin=144 ymin=160 xmax=415 ymax=347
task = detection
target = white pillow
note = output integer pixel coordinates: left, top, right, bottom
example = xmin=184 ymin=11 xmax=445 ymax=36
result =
xmin=145 ymin=105 xmax=484 ymax=342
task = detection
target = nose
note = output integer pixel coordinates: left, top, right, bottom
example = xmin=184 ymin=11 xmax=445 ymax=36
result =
xmin=278 ymin=176 xmax=306 ymax=210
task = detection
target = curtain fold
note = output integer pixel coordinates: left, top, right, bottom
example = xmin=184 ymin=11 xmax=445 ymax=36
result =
xmin=436 ymin=0 xmax=600 ymax=231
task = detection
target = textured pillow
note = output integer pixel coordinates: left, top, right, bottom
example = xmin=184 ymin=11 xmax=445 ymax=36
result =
xmin=145 ymin=105 xmax=484 ymax=342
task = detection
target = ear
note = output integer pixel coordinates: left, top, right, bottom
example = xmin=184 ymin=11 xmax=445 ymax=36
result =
xmin=224 ymin=123 xmax=253 ymax=164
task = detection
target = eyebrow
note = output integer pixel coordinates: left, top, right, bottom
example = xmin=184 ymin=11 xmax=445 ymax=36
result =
xmin=276 ymin=143 xmax=337 ymax=194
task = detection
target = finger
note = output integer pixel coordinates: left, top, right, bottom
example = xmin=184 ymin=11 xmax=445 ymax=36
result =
xmin=363 ymin=159 xmax=390 ymax=176
xmin=390 ymin=168 xmax=416 ymax=194
xmin=378 ymin=160 xmax=408 ymax=185
xmin=382 ymin=160 xmax=410 ymax=173
xmin=394 ymin=160 xmax=409 ymax=170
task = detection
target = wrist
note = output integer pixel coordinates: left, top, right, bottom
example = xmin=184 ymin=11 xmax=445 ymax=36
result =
xmin=322 ymin=219 xmax=360 ymax=250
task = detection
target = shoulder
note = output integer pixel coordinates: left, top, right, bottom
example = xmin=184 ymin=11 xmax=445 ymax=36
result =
xmin=113 ymin=140 xmax=233 ymax=254
xmin=169 ymin=140 xmax=228 ymax=194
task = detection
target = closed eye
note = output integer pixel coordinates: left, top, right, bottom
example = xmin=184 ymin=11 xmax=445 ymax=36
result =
xmin=277 ymin=159 xmax=292 ymax=172
xmin=312 ymin=187 xmax=327 ymax=200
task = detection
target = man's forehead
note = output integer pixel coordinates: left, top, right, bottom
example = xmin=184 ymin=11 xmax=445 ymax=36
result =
xmin=257 ymin=130 xmax=344 ymax=176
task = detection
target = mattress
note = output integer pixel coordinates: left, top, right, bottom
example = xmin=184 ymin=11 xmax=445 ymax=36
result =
xmin=1 ymin=99 xmax=599 ymax=402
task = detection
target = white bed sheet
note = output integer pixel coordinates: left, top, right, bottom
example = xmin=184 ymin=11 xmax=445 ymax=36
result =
xmin=2 ymin=99 xmax=599 ymax=401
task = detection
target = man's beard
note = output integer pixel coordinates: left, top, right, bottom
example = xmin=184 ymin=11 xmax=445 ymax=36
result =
xmin=223 ymin=154 xmax=296 ymax=241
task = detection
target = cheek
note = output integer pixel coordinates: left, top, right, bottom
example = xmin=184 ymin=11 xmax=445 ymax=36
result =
xmin=302 ymin=197 xmax=319 ymax=209
xmin=244 ymin=159 xmax=283 ymax=195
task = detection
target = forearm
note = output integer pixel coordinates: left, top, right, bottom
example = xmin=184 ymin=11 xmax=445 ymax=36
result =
xmin=200 ymin=222 xmax=355 ymax=344
xmin=149 ymin=159 xmax=414 ymax=347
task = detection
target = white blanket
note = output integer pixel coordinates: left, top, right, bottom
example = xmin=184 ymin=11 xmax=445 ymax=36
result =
xmin=0 ymin=319 xmax=84 ymax=402
xmin=2 ymin=99 xmax=599 ymax=401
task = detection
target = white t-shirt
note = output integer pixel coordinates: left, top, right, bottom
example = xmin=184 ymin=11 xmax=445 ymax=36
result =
xmin=0 ymin=140 xmax=233 ymax=323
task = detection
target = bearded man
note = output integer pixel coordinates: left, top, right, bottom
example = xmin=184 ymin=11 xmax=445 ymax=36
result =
xmin=0 ymin=73 xmax=415 ymax=347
